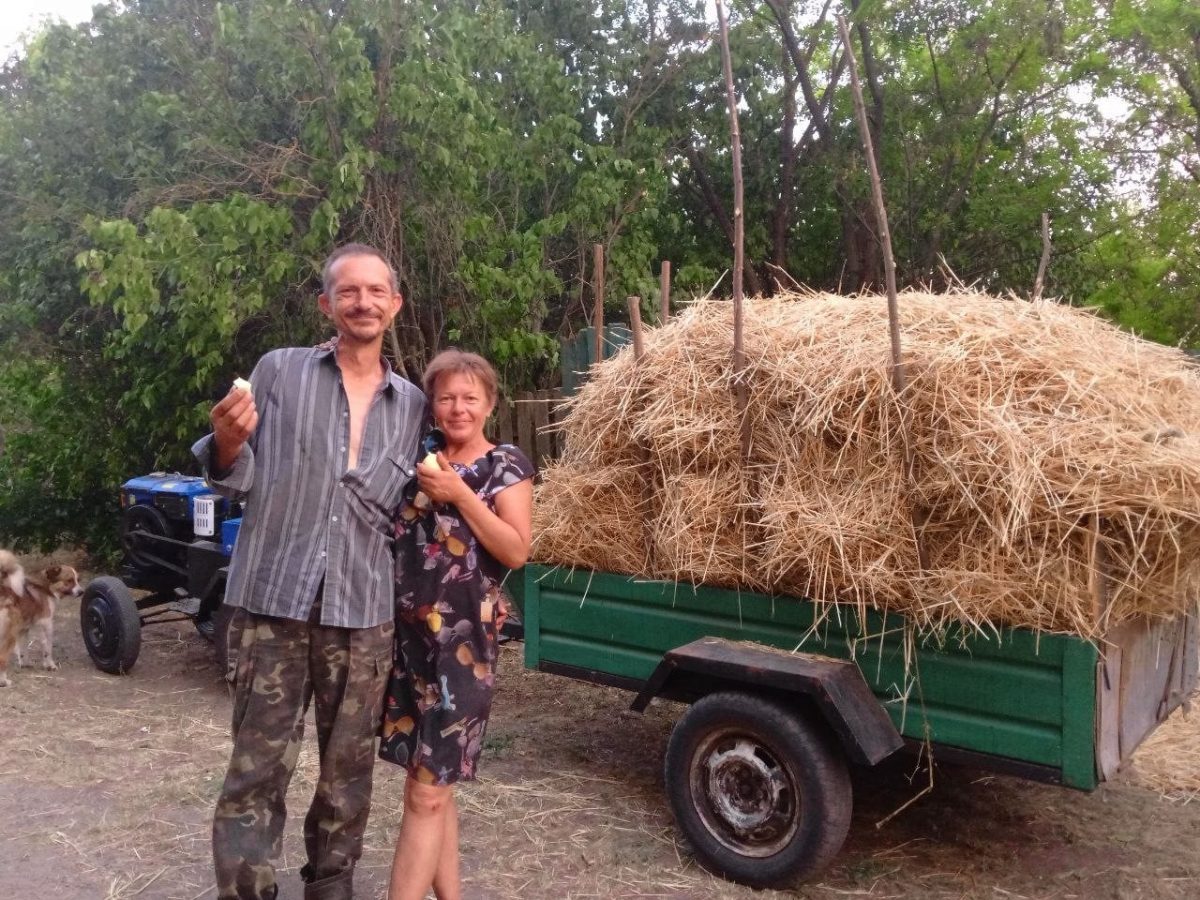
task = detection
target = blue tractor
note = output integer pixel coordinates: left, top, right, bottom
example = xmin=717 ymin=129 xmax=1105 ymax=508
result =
xmin=81 ymin=473 xmax=242 ymax=674
xmin=80 ymin=432 xmax=522 ymax=674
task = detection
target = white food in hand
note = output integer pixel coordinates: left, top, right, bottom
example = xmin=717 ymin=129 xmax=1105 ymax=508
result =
xmin=233 ymin=377 xmax=252 ymax=394
xmin=422 ymin=452 xmax=440 ymax=470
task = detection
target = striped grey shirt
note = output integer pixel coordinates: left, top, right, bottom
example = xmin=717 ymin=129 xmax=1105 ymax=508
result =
xmin=192 ymin=347 xmax=427 ymax=628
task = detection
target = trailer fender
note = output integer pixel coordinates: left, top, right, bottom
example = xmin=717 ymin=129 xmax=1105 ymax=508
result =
xmin=631 ymin=637 xmax=902 ymax=766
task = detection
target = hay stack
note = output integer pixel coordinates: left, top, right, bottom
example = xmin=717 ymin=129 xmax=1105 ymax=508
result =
xmin=532 ymin=291 xmax=1200 ymax=636
xmin=1129 ymin=701 xmax=1200 ymax=802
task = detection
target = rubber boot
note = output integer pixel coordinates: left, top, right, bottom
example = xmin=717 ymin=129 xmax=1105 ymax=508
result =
xmin=301 ymin=866 xmax=354 ymax=900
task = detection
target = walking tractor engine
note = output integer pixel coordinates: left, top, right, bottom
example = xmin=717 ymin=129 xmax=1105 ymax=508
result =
xmin=80 ymin=473 xmax=244 ymax=675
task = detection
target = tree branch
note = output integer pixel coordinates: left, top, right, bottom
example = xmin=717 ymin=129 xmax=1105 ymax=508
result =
xmin=683 ymin=141 xmax=764 ymax=294
xmin=848 ymin=0 xmax=885 ymax=141
xmin=763 ymin=0 xmax=837 ymax=146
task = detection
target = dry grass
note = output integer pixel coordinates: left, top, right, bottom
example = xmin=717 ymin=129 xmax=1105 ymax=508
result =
xmin=4 ymin=578 xmax=1200 ymax=899
xmin=1128 ymin=697 xmax=1200 ymax=803
xmin=534 ymin=291 xmax=1200 ymax=637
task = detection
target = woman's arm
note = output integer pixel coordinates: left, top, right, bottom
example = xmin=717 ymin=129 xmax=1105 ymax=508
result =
xmin=416 ymin=453 xmax=533 ymax=569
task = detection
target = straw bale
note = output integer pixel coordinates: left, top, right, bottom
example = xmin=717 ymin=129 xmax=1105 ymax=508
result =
xmin=652 ymin=470 xmax=762 ymax=591
xmin=533 ymin=290 xmax=1200 ymax=636
xmin=554 ymin=351 xmax=643 ymax=468
xmin=531 ymin=463 xmax=648 ymax=574
xmin=757 ymin=450 xmax=915 ymax=608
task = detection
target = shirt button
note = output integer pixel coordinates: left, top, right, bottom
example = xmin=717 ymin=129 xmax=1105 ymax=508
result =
xmin=320 ymin=550 xmax=327 ymax=558
xmin=331 ymin=515 xmax=338 ymax=522
xmin=340 ymin=446 xmax=346 ymax=452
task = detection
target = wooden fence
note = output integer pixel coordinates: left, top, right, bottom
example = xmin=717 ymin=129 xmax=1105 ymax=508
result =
xmin=491 ymin=390 xmax=566 ymax=472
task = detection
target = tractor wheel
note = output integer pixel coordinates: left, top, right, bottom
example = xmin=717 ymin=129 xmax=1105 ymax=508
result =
xmin=119 ymin=503 xmax=174 ymax=570
xmin=80 ymin=576 xmax=142 ymax=674
xmin=664 ymin=691 xmax=852 ymax=888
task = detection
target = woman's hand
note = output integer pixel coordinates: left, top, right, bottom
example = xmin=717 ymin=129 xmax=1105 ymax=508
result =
xmin=418 ymin=449 xmax=533 ymax=570
xmin=416 ymin=451 xmax=472 ymax=505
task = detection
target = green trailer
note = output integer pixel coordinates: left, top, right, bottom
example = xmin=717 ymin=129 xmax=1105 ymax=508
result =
xmin=512 ymin=564 xmax=1197 ymax=887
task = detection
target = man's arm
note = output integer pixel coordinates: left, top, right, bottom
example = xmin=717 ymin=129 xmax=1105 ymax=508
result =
xmin=193 ymin=356 xmax=271 ymax=499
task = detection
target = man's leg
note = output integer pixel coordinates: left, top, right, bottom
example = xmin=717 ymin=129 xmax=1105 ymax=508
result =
xmin=214 ymin=612 xmax=312 ymax=900
xmin=301 ymin=618 xmax=393 ymax=897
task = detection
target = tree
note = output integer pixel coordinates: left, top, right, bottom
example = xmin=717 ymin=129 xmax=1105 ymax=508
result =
xmin=1090 ymin=0 xmax=1200 ymax=345
xmin=0 ymin=0 xmax=664 ymax=550
xmin=2 ymin=0 xmax=1197 ymax=553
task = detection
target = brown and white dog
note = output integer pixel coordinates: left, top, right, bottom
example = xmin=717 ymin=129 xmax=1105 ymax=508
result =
xmin=0 ymin=550 xmax=83 ymax=686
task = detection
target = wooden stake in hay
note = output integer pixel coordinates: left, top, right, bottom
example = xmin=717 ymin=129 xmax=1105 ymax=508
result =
xmin=533 ymin=290 xmax=1200 ymax=637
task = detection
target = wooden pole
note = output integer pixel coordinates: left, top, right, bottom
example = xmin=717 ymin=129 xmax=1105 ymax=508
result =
xmin=1032 ymin=211 xmax=1051 ymax=301
xmin=836 ymin=14 xmax=905 ymax=396
xmin=838 ymin=13 xmax=929 ymax=572
xmin=659 ymin=260 xmax=672 ymax=325
xmin=626 ymin=294 xmax=655 ymax=569
xmin=716 ymin=0 xmax=751 ymax=459
xmin=592 ymin=243 xmax=605 ymax=366
xmin=626 ymin=295 xmax=645 ymax=359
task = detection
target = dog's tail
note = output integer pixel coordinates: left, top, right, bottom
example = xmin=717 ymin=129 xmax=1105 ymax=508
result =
xmin=0 ymin=550 xmax=25 ymax=597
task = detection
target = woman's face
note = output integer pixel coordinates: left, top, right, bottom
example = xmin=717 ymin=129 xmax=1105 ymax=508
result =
xmin=432 ymin=372 xmax=494 ymax=447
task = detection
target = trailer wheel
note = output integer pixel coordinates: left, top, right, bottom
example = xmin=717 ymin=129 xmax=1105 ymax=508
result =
xmin=80 ymin=576 xmax=142 ymax=675
xmin=664 ymin=691 xmax=852 ymax=887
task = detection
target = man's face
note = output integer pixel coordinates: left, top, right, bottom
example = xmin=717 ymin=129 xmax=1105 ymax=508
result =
xmin=318 ymin=254 xmax=402 ymax=345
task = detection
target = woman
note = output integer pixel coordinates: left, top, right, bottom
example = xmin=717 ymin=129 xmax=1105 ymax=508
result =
xmin=379 ymin=349 xmax=535 ymax=900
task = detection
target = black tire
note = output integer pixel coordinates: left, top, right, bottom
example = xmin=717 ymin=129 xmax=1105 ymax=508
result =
xmin=80 ymin=576 xmax=142 ymax=675
xmin=664 ymin=691 xmax=852 ymax=888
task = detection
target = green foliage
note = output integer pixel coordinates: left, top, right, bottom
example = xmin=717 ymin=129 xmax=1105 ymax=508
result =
xmin=1 ymin=0 xmax=1199 ymax=554
xmin=76 ymin=196 xmax=299 ymax=445
xmin=1082 ymin=198 xmax=1200 ymax=348
xmin=0 ymin=0 xmax=666 ymax=552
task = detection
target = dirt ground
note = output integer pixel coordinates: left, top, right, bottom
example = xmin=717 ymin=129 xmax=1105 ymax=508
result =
xmin=3 ymin=551 xmax=1200 ymax=899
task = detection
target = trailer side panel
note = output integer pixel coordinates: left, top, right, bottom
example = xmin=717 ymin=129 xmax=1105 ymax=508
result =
xmin=521 ymin=566 xmax=1101 ymax=789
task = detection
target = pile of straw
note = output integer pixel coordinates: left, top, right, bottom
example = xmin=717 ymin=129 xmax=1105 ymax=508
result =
xmin=533 ymin=291 xmax=1200 ymax=636
xmin=1129 ymin=701 xmax=1200 ymax=802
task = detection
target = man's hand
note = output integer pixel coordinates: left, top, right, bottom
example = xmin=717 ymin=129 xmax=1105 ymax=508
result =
xmin=211 ymin=384 xmax=258 ymax=474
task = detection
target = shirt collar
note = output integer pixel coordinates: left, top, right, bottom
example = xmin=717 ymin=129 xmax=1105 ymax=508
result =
xmin=316 ymin=340 xmax=403 ymax=395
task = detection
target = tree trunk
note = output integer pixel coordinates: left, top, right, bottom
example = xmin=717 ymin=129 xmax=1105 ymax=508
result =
xmin=683 ymin=142 xmax=765 ymax=296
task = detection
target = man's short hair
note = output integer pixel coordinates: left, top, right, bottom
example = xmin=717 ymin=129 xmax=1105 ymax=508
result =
xmin=321 ymin=243 xmax=399 ymax=296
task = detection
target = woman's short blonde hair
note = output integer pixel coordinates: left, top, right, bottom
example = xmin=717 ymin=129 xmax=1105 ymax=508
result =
xmin=423 ymin=349 xmax=499 ymax=405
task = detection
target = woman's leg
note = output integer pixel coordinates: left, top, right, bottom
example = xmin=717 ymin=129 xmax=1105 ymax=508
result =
xmin=431 ymin=793 xmax=461 ymax=900
xmin=388 ymin=779 xmax=454 ymax=900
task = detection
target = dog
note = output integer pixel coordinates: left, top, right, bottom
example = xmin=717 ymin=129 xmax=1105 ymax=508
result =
xmin=0 ymin=550 xmax=83 ymax=686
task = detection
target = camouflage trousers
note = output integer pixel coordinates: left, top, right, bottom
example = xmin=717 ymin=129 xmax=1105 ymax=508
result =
xmin=213 ymin=605 xmax=393 ymax=900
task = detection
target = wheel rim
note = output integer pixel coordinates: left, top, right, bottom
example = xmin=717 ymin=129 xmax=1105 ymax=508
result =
xmin=688 ymin=726 xmax=801 ymax=858
xmin=84 ymin=596 xmax=119 ymax=661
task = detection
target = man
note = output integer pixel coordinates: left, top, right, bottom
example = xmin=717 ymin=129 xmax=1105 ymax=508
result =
xmin=194 ymin=244 xmax=426 ymax=900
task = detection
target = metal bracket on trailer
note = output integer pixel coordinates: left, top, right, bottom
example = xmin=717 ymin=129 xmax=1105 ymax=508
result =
xmin=631 ymin=637 xmax=904 ymax=766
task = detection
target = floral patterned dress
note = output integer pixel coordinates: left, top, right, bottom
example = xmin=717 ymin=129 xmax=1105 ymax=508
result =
xmin=379 ymin=444 xmax=534 ymax=785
